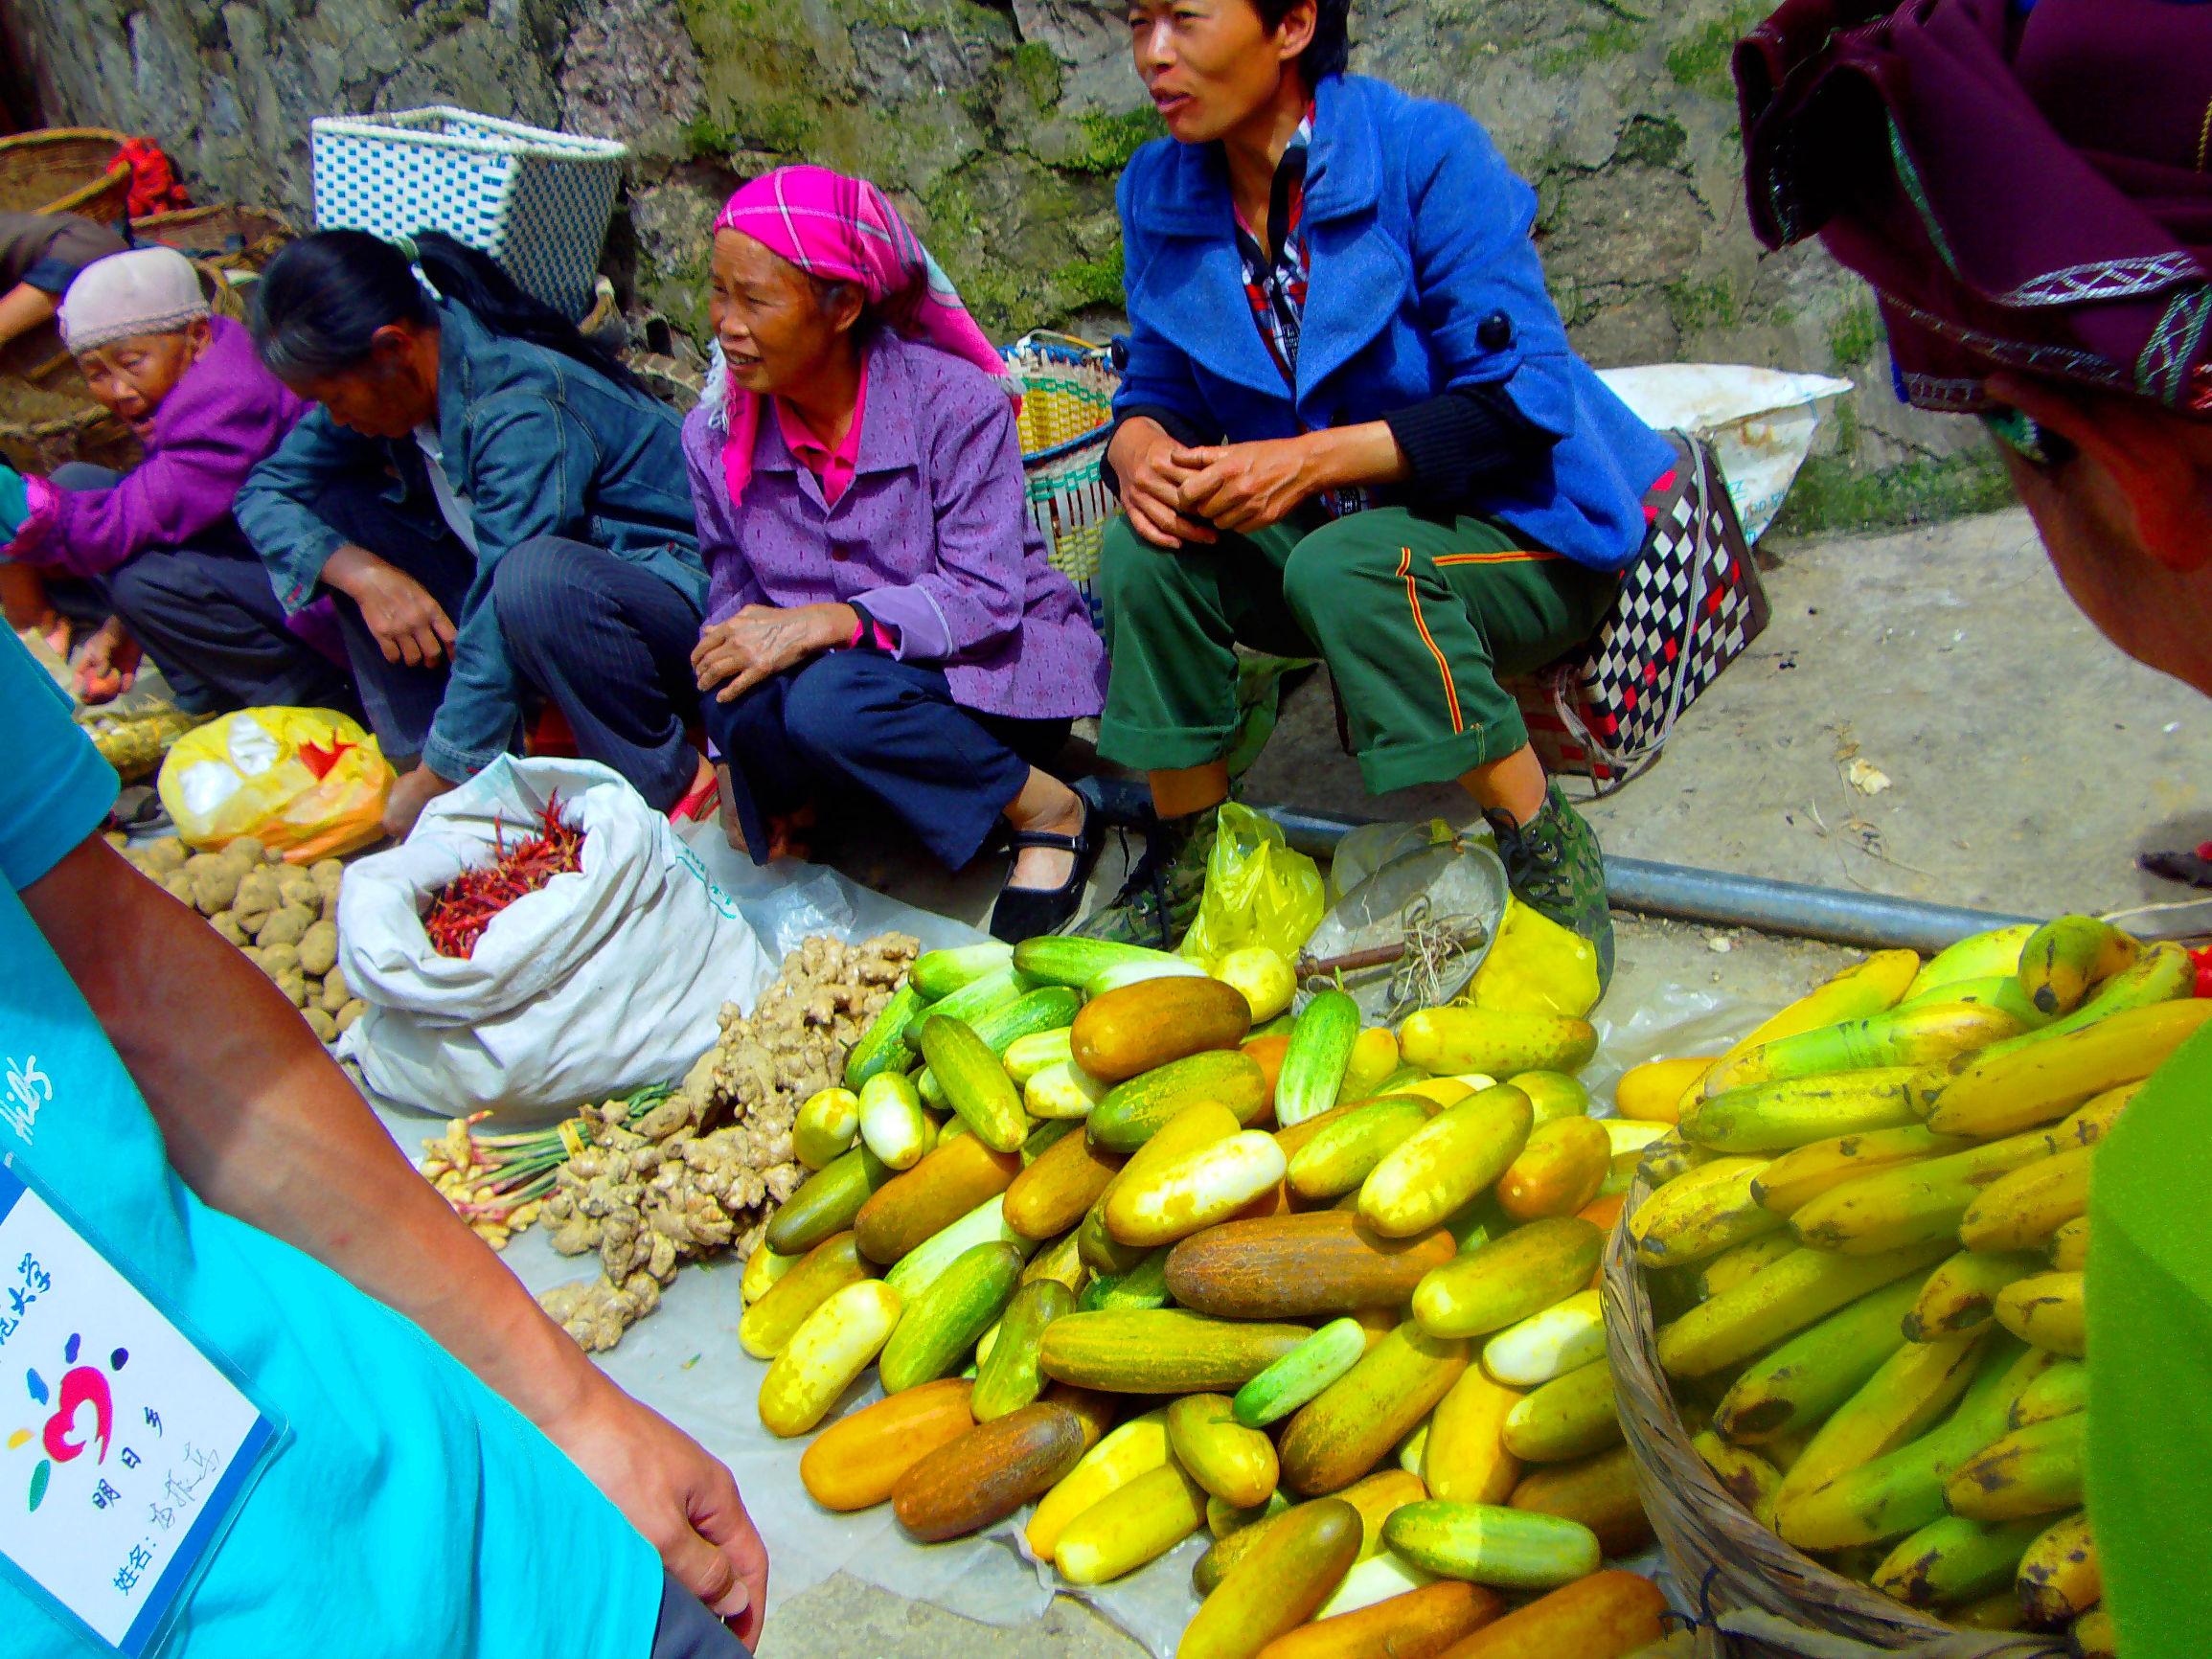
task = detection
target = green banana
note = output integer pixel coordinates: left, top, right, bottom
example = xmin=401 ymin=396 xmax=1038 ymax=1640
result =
xmin=1895 ymin=974 xmax=2054 ymax=1030
xmin=1711 ymin=1276 xmax=1920 ymax=1443
xmin=1678 ymin=1068 xmax=1925 ymax=1154
xmin=1700 ymin=1003 xmax=2023 ymax=1099
xmin=2015 ymin=915 xmax=2139 ymax=1016
xmin=1904 ymin=924 xmax=2036 ymax=1001
xmin=1655 ymin=1240 xmax=1951 ymax=1379
xmin=1945 ymin=1409 xmax=2087 ymax=1521
xmin=1904 ymin=1251 xmax=2044 ymax=1342
xmin=1772 ymin=1329 xmax=1986 ymax=1514
xmin=1789 ymin=1126 xmax=2082 ymax=1255
xmin=2008 ymin=1359 xmax=2087 ymax=1430
xmin=1977 ymin=942 xmax=2195 ymax=1064
xmin=1872 ymin=1513 xmax=2047 ymax=1608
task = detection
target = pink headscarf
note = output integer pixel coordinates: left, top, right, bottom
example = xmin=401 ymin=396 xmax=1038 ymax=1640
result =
xmin=712 ymin=166 xmax=1017 ymax=508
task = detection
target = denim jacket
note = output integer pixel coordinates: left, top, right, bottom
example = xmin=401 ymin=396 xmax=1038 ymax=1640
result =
xmin=236 ymin=299 xmax=705 ymax=781
xmin=1114 ymin=74 xmax=1674 ymax=571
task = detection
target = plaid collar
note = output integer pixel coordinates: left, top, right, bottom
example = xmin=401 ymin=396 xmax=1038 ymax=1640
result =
xmin=1235 ymin=105 xmax=1315 ymax=388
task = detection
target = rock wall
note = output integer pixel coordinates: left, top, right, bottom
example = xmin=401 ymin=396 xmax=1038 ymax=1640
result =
xmin=6 ymin=0 xmax=2002 ymax=531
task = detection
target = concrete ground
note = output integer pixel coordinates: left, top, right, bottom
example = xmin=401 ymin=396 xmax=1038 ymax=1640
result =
xmin=760 ymin=504 xmax=2211 ymax=1656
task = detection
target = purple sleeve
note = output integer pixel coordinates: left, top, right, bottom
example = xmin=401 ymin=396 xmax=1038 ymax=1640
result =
xmin=684 ymin=408 xmax=767 ymax=629
xmin=854 ymin=583 xmax=952 ymax=661
xmin=906 ymin=384 xmax=1029 ymax=658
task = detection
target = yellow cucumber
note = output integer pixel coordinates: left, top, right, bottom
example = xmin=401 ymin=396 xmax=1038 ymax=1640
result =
xmin=1277 ymin=989 xmax=1363 ymax=1126
xmin=739 ymin=1231 xmax=874 ymax=1360
xmin=1337 ymin=1467 xmax=1427 ymax=1558
xmin=1003 ymin=1025 xmax=1075 ymax=1083
xmin=1288 ymin=1098 xmax=1436 ymax=1201
xmin=1425 ymin=1367 xmax=1522 ymax=1504
xmin=1397 ymin=1008 xmax=1597 ymax=1077
xmin=1710 ymin=1275 xmax=1920 ymax=1443
xmin=918 ymin=1013 xmax=1031 ymax=1154
xmin=1026 ymin=1407 xmax=1171 ymax=1560
xmin=1017 ymin=1228 xmax=1084 ymax=1294
xmin=794 ymin=1085 xmax=863 ymax=1170
xmin=2016 ymin=915 xmax=2139 ymax=1015
xmin=1904 ymin=1251 xmax=2044 ymax=1341
xmin=2016 ymin=1510 xmax=2100 ymax=1625
xmin=1234 ymin=1316 xmax=1370 ymax=1427
xmin=856 ymin=1071 xmax=934 ymax=1170
xmin=1958 ymin=1147 xmax=2092 ymax=1253
xmin=2048 ymin=1216 xmax=2089 ymax=1274
xmin=758 ymin=1279 xmax=902 ymax=1437
xmin=1994 ymin=1270 xmax=2086 ymax=1357
xmin=1691 ymin=1232 xmax=1800 ymax=1302
xmin=1358 ymin=1084 xmax=1534 ymax=1239
xmin=1055 ymin=1460 xmax=1210 ymax=1584
xmin=1209 ymin=1488 xmax=1289 ymax=1540
xmin=1343 ymin=1028 xmax=1404 ymax=1099
xmin=1906 ymin=926 xmax=2033 ymax=1000
xmin=1614 ymin=1056 xmax=1710 ymax=1123
xmin=1106 ymin=1129 xmax=1288 ymax=1248
xmin=1412 ymin=1215 xmax=1604 ymax=1340
xmin=1281 ymin=1322 xmax=1470 ymax=1496
xmin=878 ymin=1239 xmax=1024 ymax=1393
xmin=1502 ymin=1359 xmax=1620 ymax=1463
xmin=1509 ymin=1070 xmax=1591 ymax=1124
xmin=1628 ymin=1157 xmax=1782 ymax=1267
xmin=1308 ymin=1548 xmax=1442 ymax=1620
xmin=883 ymin=1194 xmax=1037 ymax=1303
xmin=1481 ymin=1287 xmax=1605 ymax=1389
xmin=1945 ymin=1409 xmax=2086 ymax=1521
xmin=1751 ymin=1125 xmax=1965 ymax=1217
xmin=1681 ymin=1067 xmax=1926 ymax=1152
xmin=1700 ymin=1004 xmax=2020 ymax=1099
xmin=1692 ymin=1430 xmax=1784 ymax=1527
xmin=1772 ymin=1329 xmax=1986 ymax=1515
xmin=1004 ymin=1126 xmax=1124 ymax=1242
xmin=1655 ymin=1240 xmax=1951 ymax=1378
xmin=1496 ymin=1115 xmax=1611 ymax=1222
xmin=741 ymin=1237 xmax=798 ymax=1305
xmin=1600 ymin=1120 xmax=1670 ymax=1158
xmin=1088 ymin=1049 xmax=1271 ymax=1151
xmin=846 ymin=980 xmax=929 ymax=1089
xmin=971 ymin=1278 xmax=1076 ymax=1421
xmin=1872 ymin=1513 xmax=2046 ymax=1608
xmin=1179 ymin=1498 xmax=1364 ymax=1659
xmin=2009 ymin=1358 xmax=2087 ymax=1430
xmin=1380 ymin=1500 xmax=1602 ymax=1590
xmin=1925 ymin=998 xmax=2212 ymax=1138
xmin=1396 ymin=1419 xmax=1432 ymax=1477
xmin=1026 ymin=1058 xmax=1113 ymax=1121
xmin=1169 ymin=1393 xmax=1282 ymax=1509
xmin=1193 ymin=1502 xmax=1295 ymax=1596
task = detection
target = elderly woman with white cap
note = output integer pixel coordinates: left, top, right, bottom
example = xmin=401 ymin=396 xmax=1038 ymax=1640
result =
xmin=0 ymin=245 xmax=357 ymax=712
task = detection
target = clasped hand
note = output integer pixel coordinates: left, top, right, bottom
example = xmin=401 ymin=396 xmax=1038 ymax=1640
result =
xmin=1110 ymin=420 xmax=1326 ymax=546
xmin=693 ymin=602 xmax=856 ymax=704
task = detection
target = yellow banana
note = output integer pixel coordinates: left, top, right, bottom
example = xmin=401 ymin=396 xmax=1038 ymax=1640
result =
xmin=1906 ymin=925 xmax=2035 ymax=1000
xmin=1788 ymin=1163 xmax=1990 ymax=1257
xmin=2016 ymin=915 xmax=2140 ymax=1016
xmin=1637 ymin=1130 xmax=1716 ymax=1186
xmin=1958 ymin=1147 xmax=2092 ymax=1253
xmin=1655 ymin=1239 xmax=1951 ymax=1378
xmin=1684 ymin=950 xmax=1922 ymax=1118
xmin=1691 ymin=1429 xmax=1784 ymax=1527
xmin=2050 ymin=1079 xmax=2142 ymax=1148
xmin=2072 ymin=1607 xmax=2117 ymax=1659
xmin=1994 ymin=1270 xmax=2086 ymax=1357
xmin=2016 ymin=1510 xmax=2100 ymax=1625
xmin=1680 ymin=1068 xmax=1926 ymax=1153
xmin=1690 ymin=1233 xmax=1798 ymax=1302
xmin=1980 ymin=942 xmax=2195 ymax=1065
xmin=2049 ymin=1216 xmax=2089 ymax=1274
xmin=1629 ymin=1157 xmax=1782 ymax=1268
xmin=1752 ymin=1125 xmax=1965 ymax=1218
xmin=1700 ymin=1004 xmax=2020 ymax=1099
xmin=1925 ymin=1000 xmax=2212 ymax=1138
xmin=1945 ymin=1410 xmax=2086 ymax=1521
xmin=1872 ymin=1513 xmax=2046 ymax=1609
xmin=1711 ymin=1275 xmax=1919 ymax=1444
xmin=1772 ymin=1329 xmax=1985 ymax=1514
xmin=2008 ymin=1358 xmax=2086 ymax=1430
xmin=1904 ymin=1251 xmax=2042 ymax=1341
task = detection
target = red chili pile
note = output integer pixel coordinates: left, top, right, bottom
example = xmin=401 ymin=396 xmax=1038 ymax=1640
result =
xmin=422 ymin=796 xmax=585 ymax=959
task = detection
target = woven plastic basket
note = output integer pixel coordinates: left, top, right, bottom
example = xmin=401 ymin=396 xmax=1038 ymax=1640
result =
xmin=1003 ymin=330 xmax=1120 ymax=628
xmin=1600 ymin=1179 xmax=2071 ymax=1659
xmin=0 ymin=126 xmax=130 ymax=221
xmin=310 ymin=107 xmax=626 ymax=320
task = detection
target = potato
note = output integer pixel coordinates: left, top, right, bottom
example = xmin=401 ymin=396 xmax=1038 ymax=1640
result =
xmin=304 ymin=1007 xmax=337 ymax=1042
xmin=258 ymin=943 xmax=301 ymax=980
xmin=140 ymin=839 xmax=189 ymax=875
xmin=182 ymin=852 xmax=228 ymax=878
xmin=232 ymin=867 xmax=283 ymax=923
xmin=230 ymin=837 xmax=268 ymax=866
xmin=334 ymin=998 xmax=367 ymax=1034
xmin=298 ymin=920 xmax=340 ymax=978
xmin=276 ymin=867 xmax=320 ymax=911
xmin=103 ymin=830 xmax=128 ymax=851
xmin=210 ymin=911 xmax=249 ymax=945
xmin=257 ymin=904 xmax=315 ymax=948
xmin=161 ymin=873 xmax=195 ymax=905
xmin=238 ymin=945 xmax=265 ymax=968
xmin=274 ymin=968 xmax=309 ymax=1009
xmin=191 ymin=866 xmax=243 ymax=916
xmin=320 ymin=967 xmax=352 ymax=1013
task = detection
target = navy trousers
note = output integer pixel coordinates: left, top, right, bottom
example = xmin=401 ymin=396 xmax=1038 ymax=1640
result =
xmin=701 ymin=650 xmax=1069 ymax=869
xmin=48 ymin=464 xmax=357 ymax=717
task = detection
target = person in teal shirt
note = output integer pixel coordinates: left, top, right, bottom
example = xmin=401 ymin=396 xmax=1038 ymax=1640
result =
xmin=1738 ymin=2 xmax=2212 ymax=1652
xmin=0 ymin=628 xmax=764 ymax=1655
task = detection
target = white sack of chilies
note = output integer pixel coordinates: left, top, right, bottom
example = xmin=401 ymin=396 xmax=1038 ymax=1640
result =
xmin=336 ymin=756 xmax=769 ymax=1122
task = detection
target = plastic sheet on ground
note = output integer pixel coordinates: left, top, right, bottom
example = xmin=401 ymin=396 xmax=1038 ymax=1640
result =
xmin=367 ymin=830 xmax=1778 ymax=1658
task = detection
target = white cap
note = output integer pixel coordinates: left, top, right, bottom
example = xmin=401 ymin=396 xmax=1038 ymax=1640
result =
xmin=58 ymin=247 xmax=211 ymax=352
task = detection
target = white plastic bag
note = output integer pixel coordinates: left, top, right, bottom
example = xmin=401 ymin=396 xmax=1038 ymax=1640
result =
xmin=1597 ymin=363 xmax=1856 ymax=540
xmin=337 ymin=757 xmax=770 ymax=1121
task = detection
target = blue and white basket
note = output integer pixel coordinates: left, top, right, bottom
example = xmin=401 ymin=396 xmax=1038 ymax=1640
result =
xmin=310 ymin=107 xmax=627 ymax=320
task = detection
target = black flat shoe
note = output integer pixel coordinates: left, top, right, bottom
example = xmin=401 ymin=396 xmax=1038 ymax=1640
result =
xmin=989 ymin=794 xmax=1102 ymax=943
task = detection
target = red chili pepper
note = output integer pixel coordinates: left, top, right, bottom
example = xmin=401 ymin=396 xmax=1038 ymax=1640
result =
xmin=2193 ymin=945 xmax=2212 ymax=999
xmin=422 ymin=793 xmax=584 ymax=959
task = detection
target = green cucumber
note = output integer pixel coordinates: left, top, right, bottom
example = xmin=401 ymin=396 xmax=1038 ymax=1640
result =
xmin=1232 ymin=1316 xmax=1369 ymax=1427
xmin=1078 ymin=1201 xmax=1152 ymax=1278
xmin=1004 ymin=1026 xmax=1076 ymax=1084
xmin=878 ymin=1240 xmax=1023 ymax=1393
xmin=918 ymin=1015 xmax=1031 ymax=1154
xmin=1087 ymin=1050 xmax=1270 ymax=1153
xmin=764 ymin=1145 xmax=892 ymax=1255
xmin=901 ymin=965 xmax=1030 ymax=1046
xmin=1077 ymin=1245 xmax=1174 ymax=1311
xmin=846 ymin=982 xmax=929 ymax=1090
xmin=1381 ymin=1501 xmax=1602 ymax=1590
xmin=1012 ymin=936 xmax=1187 ymax=989
xmin=883 ymin=1194 xmax=1037 ymax=1303
xmin=1276 ymin=990 xmax=1362 ymax=1126
xmin=911 ymin=942 xmax=1015 ymax=1001
xmin=1286 ymin=1099 xmax=1432 ymax=1201
xmin=919 ymin=986 xmax=1083 ymax=1106
xmin=1022 ymin=1118 xmax=1079 ymax=1164
xmin=1026 ymin=1059 xmax=1113 ymax=1121
xmin=970 ymin=1278 xmax=1077 ymax=1420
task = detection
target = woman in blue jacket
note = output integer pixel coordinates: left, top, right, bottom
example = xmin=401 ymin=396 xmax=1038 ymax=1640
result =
xmin=1085 ymin=0 xmax=1676 ymax=983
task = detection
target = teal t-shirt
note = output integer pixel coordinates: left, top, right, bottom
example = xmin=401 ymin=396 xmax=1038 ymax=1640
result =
xmin=0 ymin=635 xmax=661 ymax=1657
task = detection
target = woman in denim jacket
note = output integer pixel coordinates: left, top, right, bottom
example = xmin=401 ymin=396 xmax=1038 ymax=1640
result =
xmin=235 ymin=231 xmax=713 ymax=836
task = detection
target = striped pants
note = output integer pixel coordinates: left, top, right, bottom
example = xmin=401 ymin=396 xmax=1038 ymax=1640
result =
xmin=1097 ymin=507 xmax=1616 ymax=794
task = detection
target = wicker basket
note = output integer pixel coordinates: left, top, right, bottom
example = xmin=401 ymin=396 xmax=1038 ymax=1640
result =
xmin=1003 ymin=330 xmax=1120 ymax=628
xmin=1601 ymin=1177 xmax=2071 ymax=1659
xmin=0 ymin=126 xmax=130 ymax=221
xmin=132 ymin=203 xmax=296 ymax=273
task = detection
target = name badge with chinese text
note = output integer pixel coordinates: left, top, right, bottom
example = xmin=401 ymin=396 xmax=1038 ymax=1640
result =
xmin=0 ymin=1157 xmax=280 ymax=1656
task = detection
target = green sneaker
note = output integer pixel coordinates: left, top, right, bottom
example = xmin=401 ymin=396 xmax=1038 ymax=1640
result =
xmin=1485 ymin=784 xmax=1615 ymax=992
xmin=1071 ymin=807 xmax=1219 ymax=950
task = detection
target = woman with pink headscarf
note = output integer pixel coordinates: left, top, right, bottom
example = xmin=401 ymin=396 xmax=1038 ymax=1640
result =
xmin=687 ymin=167 xmax=1108 ymax=940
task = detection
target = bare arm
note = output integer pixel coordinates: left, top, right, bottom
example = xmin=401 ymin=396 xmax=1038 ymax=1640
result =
xmin=21 ymin=834 xmax=768 ymax=1642
xmin=0 ymin=282 xmax=57 ymax=352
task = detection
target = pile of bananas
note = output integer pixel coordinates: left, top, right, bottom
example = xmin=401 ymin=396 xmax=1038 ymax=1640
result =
xmin=1618 ymin=916 xmax=2209 ymax=1656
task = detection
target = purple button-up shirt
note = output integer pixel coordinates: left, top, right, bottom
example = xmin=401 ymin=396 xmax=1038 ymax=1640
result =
xmin=685 ymin=330 xmax=1107 ymax=722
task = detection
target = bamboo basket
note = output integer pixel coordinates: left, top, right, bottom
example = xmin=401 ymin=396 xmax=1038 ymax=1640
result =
xmin=0 ymin=126 xmax=130 ymax=221
xmin=131 ymin=202 xmax=296 ymax=272
xmin=1601 ymin=1174 xmax=2071 ymax=1659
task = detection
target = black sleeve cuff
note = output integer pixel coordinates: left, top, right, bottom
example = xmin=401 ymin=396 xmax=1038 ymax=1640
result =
xmin=1384 ymin=385 xmax=1558 ymax=505
xmin=1101 ymin=404 xmax=1214 ymax=498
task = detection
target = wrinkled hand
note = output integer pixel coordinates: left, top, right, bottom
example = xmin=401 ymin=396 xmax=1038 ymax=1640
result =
xmin=74 ymin=617 xmax=140 ymax=702
xmin=347 ymin=553 xmax=457 ymax=669
xmin=692 ymin=602 xmax=855 ymax=704
xmin=1175 ymin=436 xmax=1325 ymax=535
xmin=1107 ymin=418 xmax=1217 ymax=549
xmin=382 ymin=763 xmax=459 ymax=840
xmin=546 ymin=1385 xmax=768 ymax=1647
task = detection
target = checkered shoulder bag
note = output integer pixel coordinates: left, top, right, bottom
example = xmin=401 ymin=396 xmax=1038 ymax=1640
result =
xmin=1508 ymin=431 xmax=1770 ymax=792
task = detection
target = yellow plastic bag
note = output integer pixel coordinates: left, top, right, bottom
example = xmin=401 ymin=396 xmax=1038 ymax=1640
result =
xmin=157 ymin=706 xmax=395 ymax=863
xmin=1465 ymin=898 xmax=1601 ymax=1019
xmin=1180 ymin=803 xmax=1328 ymax=965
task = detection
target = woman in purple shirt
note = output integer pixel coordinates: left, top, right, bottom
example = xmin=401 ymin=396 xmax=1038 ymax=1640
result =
xmin=686 ymin=168 xmax=1108 ymax=940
